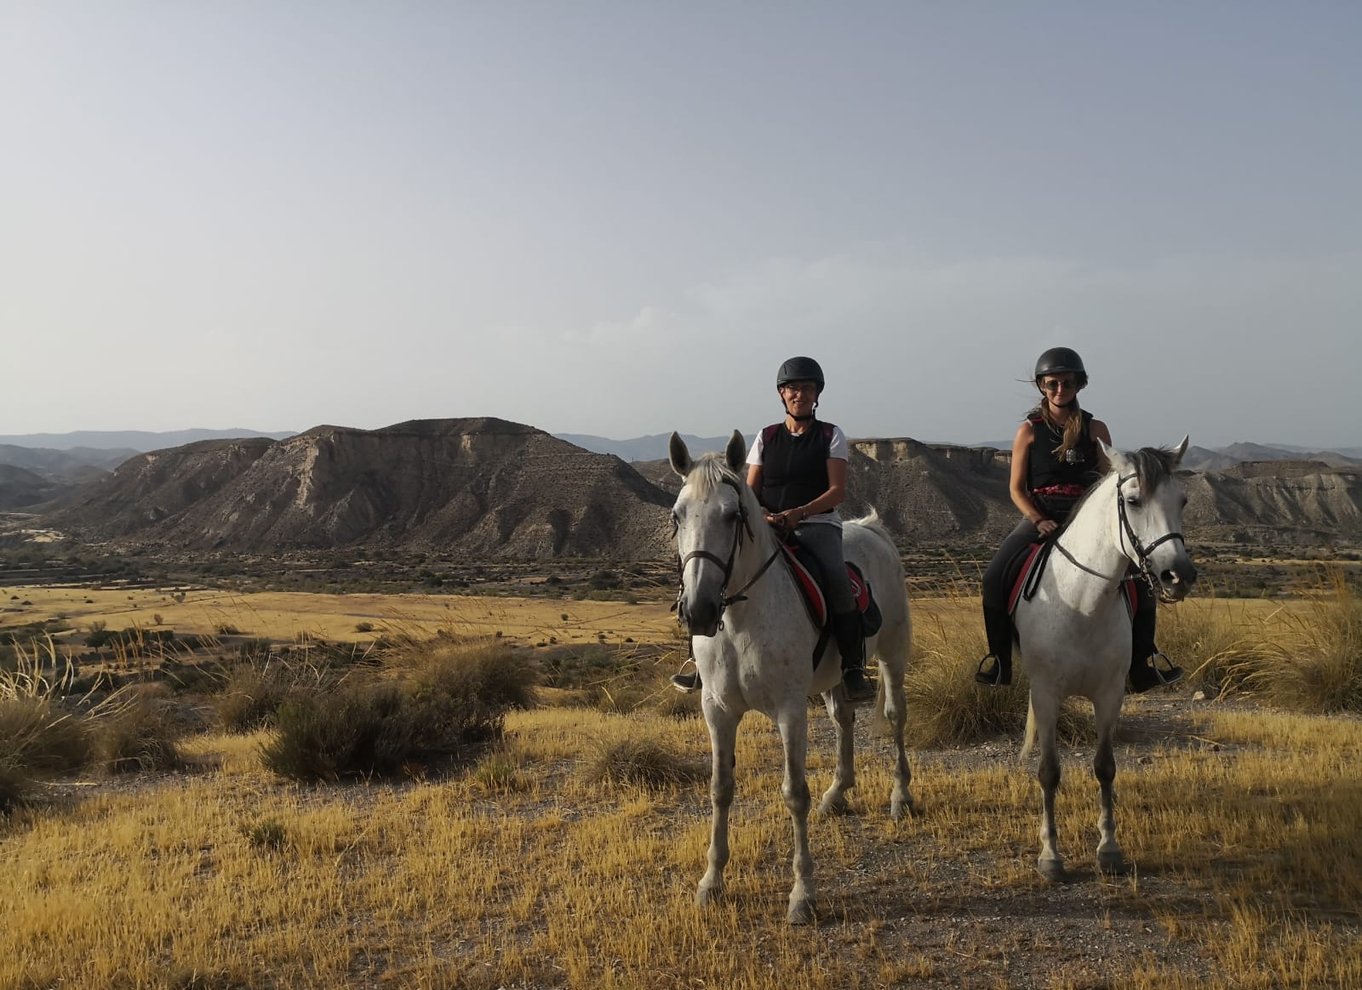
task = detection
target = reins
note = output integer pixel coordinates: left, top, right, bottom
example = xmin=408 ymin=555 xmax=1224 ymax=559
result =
xmin=1050 ymin=472 xmax=1184 ymax=601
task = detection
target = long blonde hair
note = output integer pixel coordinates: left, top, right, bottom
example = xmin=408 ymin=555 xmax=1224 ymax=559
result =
xmin=1027 ymin=398 xmax=1086 ymax=461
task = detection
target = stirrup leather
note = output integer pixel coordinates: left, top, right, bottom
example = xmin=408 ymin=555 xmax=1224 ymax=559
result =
xmin=1146 ymin=651 xmax=1183 ymax=684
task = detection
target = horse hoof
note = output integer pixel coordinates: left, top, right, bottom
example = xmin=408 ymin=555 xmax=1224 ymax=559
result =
xmin=1098 ymin=852 xmax=1129 ymax=876
xmin=818 ymin=794 xmax=851 ymax=816
xmin=696 ymin=884 xmax=724 ymax=907
xmin=1037 ymin=859 xmax=1066 ymax=883
xmin=787 ymin=899 xmax=816 ymax=926
xmin=890 ymin=795 xmax=917 ymax=821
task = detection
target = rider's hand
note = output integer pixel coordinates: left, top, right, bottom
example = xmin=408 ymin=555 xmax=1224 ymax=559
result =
xmin=1036 ymin=518 xmax=1058 ymax=537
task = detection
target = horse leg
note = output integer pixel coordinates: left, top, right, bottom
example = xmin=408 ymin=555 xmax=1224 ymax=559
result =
xmin=697 ymin=707 xmax=738 ymax=907
xmin=1030 ymin=691 xmax=1065 ymax=882
xmin=778 ymin=708 xmax=816 ymax=925
xmin=1093 ymin=693 xmax=1128 ymax=874
xmin=817 ymin=691 xmax=855 ymax=816
xmin=876 ymin=624 xmax=914 ymax=820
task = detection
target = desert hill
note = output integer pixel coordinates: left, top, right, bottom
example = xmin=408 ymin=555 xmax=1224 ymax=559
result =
xmin=0 ymin=464 xmax=61 ymax=511
xmin=50 ymin=418 xmax=671 ymax=558
xmin=21 ymin=423 xmax=1362 ymax=560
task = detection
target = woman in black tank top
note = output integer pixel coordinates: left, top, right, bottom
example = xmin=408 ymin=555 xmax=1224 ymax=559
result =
xmin=974 ymin=348 xmax=1182 ymax=693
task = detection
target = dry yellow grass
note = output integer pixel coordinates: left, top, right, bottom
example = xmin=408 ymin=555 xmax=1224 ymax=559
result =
xmin=2 ymin=585 xmax=1360 ymax=988
xmin=0 ymin=585 xmax=681 ymax=649
xmin=2 ymin=699 xmax=1360 ymax=988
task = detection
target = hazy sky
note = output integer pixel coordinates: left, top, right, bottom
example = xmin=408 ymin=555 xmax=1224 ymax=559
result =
xmin=4 ymin=2 xmax=1358 ymax=448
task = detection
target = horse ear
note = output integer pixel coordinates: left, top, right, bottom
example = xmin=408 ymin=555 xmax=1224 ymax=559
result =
xmin=724 ymin=430 xmax=747 ymax=473
xmin=1100 ymin=439 xmax=1131 ymax=475
xmin=1170 ymin=435 xmax=1190 ymax=467
xmin=668 ymin=432 xmax=693 ymax=477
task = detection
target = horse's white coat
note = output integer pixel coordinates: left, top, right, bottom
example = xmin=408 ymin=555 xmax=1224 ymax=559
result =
xmin=668 ymin=431 xmax=913 ymax=924
xmin=1014 ymin=438 xmax=1196 ymax=881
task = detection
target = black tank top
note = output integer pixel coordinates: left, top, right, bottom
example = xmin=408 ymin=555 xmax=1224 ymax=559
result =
xmin=758 ymin=421 xmax=834 ymax=513
xmin=1026 ymin=410 xmax=1099 ymax=490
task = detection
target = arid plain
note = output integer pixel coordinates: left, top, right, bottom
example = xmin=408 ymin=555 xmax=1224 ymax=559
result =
xmin=2 ymin=574 xmax=1359 ymax=989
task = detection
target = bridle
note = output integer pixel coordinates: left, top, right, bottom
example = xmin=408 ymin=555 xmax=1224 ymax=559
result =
xmin=1115 ymin=472 xmax=1185 ymax=603
xmin=1051 ymin=472 xmax=1185 ymax=603
xmin=672 ymin=474 xmax=783 ymax=624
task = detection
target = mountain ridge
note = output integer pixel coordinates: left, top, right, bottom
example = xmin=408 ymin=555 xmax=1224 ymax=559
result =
xmin=5 ymin=419 xmax=1361 ymax=557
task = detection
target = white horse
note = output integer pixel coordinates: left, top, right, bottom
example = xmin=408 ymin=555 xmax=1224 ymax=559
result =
xmin=1015 ymin=438 xmax=1196 ymax=881
xmin=668 ymin=431 xmax=913 ymax=924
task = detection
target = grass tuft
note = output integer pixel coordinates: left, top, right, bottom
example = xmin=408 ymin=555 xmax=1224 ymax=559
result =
xmin=582 ymin=733 xmax=705 ymax=790
xmin=1232 ymin=569 xmax=1362 ymax=712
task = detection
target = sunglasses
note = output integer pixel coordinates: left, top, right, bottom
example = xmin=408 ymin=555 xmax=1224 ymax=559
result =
xmin=1040 ymin=377 xmax=1079 ymax=393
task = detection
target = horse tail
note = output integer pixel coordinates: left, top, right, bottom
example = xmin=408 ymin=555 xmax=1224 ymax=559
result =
xmin=844 ymin=508 xmax=895 ymax=553
xmin=1021 ymin=694 xmax=1038 ymax=761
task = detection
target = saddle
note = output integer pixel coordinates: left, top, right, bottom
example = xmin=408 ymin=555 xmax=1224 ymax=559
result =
xmin=1003 ymin=538 xmax=1138 ymax=620
xmin=780 ymin=535 xmax=883 ymax=669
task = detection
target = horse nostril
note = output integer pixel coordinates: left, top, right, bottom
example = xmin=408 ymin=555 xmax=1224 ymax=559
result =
xmin=1161 ymin=566 xmax=1198 ymax=589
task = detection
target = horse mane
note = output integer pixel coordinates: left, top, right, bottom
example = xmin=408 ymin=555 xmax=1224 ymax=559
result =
xmin=686 ymin=452 xmax=737 ymax=496
xmin=1127 ymin=446 xmax=1179 ymax=498
xmin=684 ymin=453 xmax=777 ymax=547
xmin=1065 ymin=444 xmax=1180 ymax=521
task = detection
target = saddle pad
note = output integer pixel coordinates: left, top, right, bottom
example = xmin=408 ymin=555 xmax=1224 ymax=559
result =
xmin=1007 ymin=540 xmax=1141 ymax=620
xmin=780 ymin=546 xmax=880 ymax=634
xmin=781 ymin=544 xmax=827 ymax=627
xmin=1006 ymin=542 xmax=1049 ymax=616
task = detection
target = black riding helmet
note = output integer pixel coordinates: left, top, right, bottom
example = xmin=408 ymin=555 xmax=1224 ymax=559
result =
xmin=776 ymin=356 xmax=825 ymax=393
xmin=1034 ymin=347 xmax=1088 ymax=388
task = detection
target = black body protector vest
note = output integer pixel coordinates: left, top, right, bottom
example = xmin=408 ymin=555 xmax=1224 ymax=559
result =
xmin=1026 ymin=410 xmax=1100 ymax=523
xmin=758 ymin=421 xmax=835 ymax=514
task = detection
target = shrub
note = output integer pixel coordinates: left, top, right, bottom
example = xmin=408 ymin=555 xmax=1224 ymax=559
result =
xmin=538 ymin=645 xmax=619 ymax=690
xmin=0 ymin=757 xmax=36 ymax=815
xmin=1232 ymin=569 xmax=1362 ymax=713
xmin=260 ymin=682 xmax=413 ymax=781
xmin=0 ymin=698 xmax=92 ymax=777
xmin=260 ymin=640 xmax=535 ymax=782
xmin=93 ymin=696 xmax=183 ymax=774
xmin=214 ymin=663 xmax=304 ymax=732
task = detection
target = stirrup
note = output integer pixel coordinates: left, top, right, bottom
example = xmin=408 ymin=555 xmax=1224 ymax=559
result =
xmin=670 ymin=663 xmax=701 ymax=694
xmin=974 ymin=654 xmax=1010 ymax=687
xmin=1129 ymin=652 xmax=1183 ymax=693
xmin=841 ymin=667 xmax=876 ymax=703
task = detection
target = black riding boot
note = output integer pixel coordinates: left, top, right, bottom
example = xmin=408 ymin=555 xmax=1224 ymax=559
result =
xmin=975 ymin=605 xmax=1015 ymax=686
xmin=833 ymin=609 xmax=876 ymax=703
xmin=1128 ymin=601 xmax=1182 ymax=692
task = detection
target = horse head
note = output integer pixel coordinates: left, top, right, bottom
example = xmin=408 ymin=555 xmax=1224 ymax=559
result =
xmin=1100 ymin=436 xmax=1197 ymax=603
xmin=668 ymin=430 xmax=751 ymax=637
